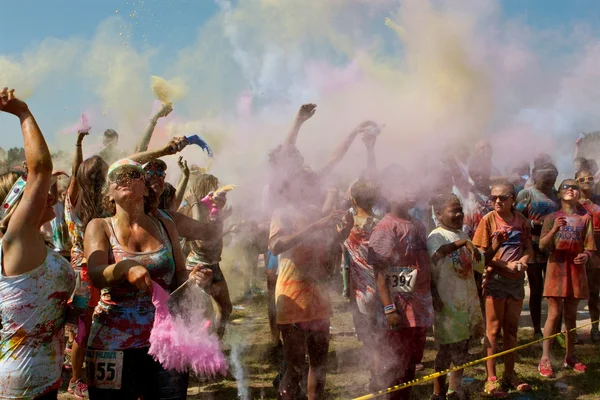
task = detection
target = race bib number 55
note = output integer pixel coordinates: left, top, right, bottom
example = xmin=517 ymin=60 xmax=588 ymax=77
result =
xmin=386 ymin=266 xmax=418 ymax=293
xmin=86 ymin=349 xmax=124 ymax=389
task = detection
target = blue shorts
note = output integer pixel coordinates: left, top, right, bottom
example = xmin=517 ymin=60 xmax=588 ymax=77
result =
xmin=266 ymin=250 xmax=279 ymax=272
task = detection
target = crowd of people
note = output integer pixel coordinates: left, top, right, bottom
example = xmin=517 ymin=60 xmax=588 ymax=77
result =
xmin=0 ymin=88 xmax=599 ymax=400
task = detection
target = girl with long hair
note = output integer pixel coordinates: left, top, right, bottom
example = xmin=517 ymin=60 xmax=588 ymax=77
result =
xmin=538 ymin=179 xmax=596 ymax=378
xmin=0 ymin=88 xmax=75 ymax=399
xmin=64 ymin=129 xmax=109 ymax=397
xmin=183 ymin=173 xmax=233 ymax=338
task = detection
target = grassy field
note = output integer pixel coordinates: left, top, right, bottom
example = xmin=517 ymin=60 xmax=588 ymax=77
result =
xmin=59 ymin=272 xmax=600 ymax=400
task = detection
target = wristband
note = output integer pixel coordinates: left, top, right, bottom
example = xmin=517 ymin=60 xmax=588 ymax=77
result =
xmin=384 ymin=304 xmax=396 ymax=315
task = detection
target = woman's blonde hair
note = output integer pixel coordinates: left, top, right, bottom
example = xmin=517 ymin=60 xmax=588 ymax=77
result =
xmin=0 ymin=172 xmax=22 ymax=234
xmin=192 ymin=174 xmax=219 ymax=199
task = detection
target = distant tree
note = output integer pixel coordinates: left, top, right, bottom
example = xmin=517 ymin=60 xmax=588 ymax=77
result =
xmin=7 ymin=147 xmax=25 ymax=168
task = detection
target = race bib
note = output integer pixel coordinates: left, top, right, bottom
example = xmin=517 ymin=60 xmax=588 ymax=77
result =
xmin=386 ymin=266 xmax=418 ymax=293
xmin=86 ymin=349 xmax=124 ymax=389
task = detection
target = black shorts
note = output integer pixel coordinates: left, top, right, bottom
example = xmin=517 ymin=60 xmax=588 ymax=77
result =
xmin=87 ymin=347 xmax=188 ymax=400
xmin=435 ymin=339 xmax=471 ymax=369
xmin=207 ymin=263 xmax=225 ymax=283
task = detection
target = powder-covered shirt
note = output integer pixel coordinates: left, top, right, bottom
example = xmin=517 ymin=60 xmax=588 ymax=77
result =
xmin=343 ymin=214 xmax=382 ymax=319
xmin=270 ymin=205 xmax=334 ymax=325
xmin=541 ymin=209 xmax=596 ymax=298
xmin=368 ymin=213 xmax=434 ymax=329
xmin=472 ymin=211 xmax=531 ymax=281
xmin=0 ymin=244 xmax=75 ymax=399
xmin=515 ymin=187 xmax=559 ymax=263
xmin=88 ymin=218 xmax=175 ymax=350
xmin=427 ymin=227 xmax=484 ymax=345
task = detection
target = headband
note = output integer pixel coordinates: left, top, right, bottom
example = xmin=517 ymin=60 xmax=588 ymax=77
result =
xmin=0 ymin=177 xmax=27 ymax=219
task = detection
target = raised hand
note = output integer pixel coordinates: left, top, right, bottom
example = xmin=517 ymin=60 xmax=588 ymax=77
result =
xmin=314 ymin=210 xmax=347 ymax=230
xmin=353 ymin=120 xmax=378 ymax=134
xmin=76 ymin=130 xmax=89 ymax=145
xmin=0 ymin=88 xmax=29 ymax=118
xmin=178 ymin=156 xmax=189 ymax=177
xmin=297 ymin=103 xmax=316 ymax=123
xmin=157 ymin=102 xmax=173 ymax=119
xmin=164 ymin=136 xmax=188 ymax=155
xmin=362 ymin=131 xmax=377 ymax=149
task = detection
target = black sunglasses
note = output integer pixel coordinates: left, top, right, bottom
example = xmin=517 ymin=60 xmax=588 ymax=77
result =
xmin=561 ymin=184 xmax=580 ymax=191
xmin=489 ymin=195 xmax=512 ymax=202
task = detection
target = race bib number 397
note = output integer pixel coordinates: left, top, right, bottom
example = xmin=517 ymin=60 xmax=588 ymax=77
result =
xmin=386 ymin=266 xmax=418 ymax=293
xmin=86 ymin=349 xmax=124 ymax=389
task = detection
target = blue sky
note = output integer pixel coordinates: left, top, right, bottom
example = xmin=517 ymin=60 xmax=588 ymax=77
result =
xmin=2 ymin=0 xmax=600 ymax=152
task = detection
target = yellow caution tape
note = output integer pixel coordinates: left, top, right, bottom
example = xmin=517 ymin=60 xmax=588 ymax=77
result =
xmin=352 ymin=320 xmax=599 ymax=400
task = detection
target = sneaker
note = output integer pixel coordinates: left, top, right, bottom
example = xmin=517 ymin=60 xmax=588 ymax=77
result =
xmin=564 ymin=356 xmax=587 ymax=373
xmin=484 ymin=376 xmax=508 ymax=398
xmin=591 ymin=328 xmax=600 ymax=344
xmin=68 ymin=379 xmax=89 ymax=399
xmin=538 ymin=359 xmax=555 ymax=378
xmin=533 ymin=332 xmax=543 ymax=342
xmin=503 ymin=374 xmax=531 ymax=392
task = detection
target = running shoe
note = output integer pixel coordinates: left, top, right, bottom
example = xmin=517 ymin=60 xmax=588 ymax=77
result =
xmin=68 ymin=379 xmax=89 ymax=399
xmin=538 ymin=359 xmax=555 ymax=378
xmin=564 ymin=356 xmax=587 ymax=373
xmin=484 ymin=376 xmax=508 ymax=398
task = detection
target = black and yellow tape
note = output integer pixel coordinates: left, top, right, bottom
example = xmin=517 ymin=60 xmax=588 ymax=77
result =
xmin=352 ymin=320 xmax=599 ymax=400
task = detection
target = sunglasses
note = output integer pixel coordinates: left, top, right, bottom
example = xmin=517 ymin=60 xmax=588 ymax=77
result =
xmin=146 ymin=170 xmax=166 ymax=178
xmin=561 ymin=184 xmax=580 ymax=191
xmin=489 ymin=195 xmax=512 ymax=202
xmin=110 ymin=169 xmax=144 ymax=184
xmin=576 ymin=176 xmax=595 ymax=184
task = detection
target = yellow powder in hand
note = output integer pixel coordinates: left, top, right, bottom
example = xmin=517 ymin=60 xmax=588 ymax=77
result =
xmin=215 ymin=184 xmax=237 ymax=196
xmin=150 ymin=75 xmax=187 ymax=104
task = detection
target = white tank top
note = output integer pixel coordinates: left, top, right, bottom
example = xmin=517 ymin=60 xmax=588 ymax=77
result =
xmin=0 ymin=241 xmax=75 ymax=399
